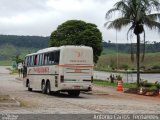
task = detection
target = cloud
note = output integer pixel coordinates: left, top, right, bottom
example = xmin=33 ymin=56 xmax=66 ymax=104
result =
xmin=0 ymin=0 xmax=159 ymax=43
xmin=0 ymin=0 xmax=47 ymax=16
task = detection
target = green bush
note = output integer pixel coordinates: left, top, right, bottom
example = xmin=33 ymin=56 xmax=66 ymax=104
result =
xmin=152 ymin=65 xmax=160 ymax=70
xmin=140 ymin=81 xmax=159 ymax=91
xmin=155 ymin=82 xmax=160 ymax=89
xmin=121 ymin=64 xmax=129 ymax=70
xmin=149 ymin=86 xmax=158 ymax=91
xmin=141 ymin=82 xmax=153 ymax=87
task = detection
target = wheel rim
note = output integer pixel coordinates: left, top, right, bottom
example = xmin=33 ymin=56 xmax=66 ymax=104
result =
xmin=47 ymin=87 xmax=50 ymax=94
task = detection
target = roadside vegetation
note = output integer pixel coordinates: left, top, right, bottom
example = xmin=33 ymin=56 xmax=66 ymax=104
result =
xmin=96 ymin=49 xmax=160 ymax=73
xmin=93 ymin=79 xmax=160 ymax=96
xmin=0 ymin=60 xmax=12 ymax=66
xmin=105 ymin=0 xmax=160 ymax=86
xmin=93 ymin=79 xmax=137 ymax=89
xmin=1 ymin=46 xmax=160 ymax=74
xmin=6 ymin=67 xmax=18 ymax=75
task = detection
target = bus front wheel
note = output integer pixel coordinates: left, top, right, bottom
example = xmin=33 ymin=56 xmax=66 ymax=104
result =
xmin=68 ymin=91 xmax=80 ymax=97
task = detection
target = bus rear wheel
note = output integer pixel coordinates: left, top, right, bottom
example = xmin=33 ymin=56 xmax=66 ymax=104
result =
xmin=46 ymin=82 xmax=51 ymax=95
xmin=27 ymin=81 xmax=32 ymax=91
xmin=68 ymin=91 xmax=80 ymax=97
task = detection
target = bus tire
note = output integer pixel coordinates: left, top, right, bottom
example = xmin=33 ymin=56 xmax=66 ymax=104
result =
xmin=42 ymin=81 xmax=46 ymax=94
xmin=68 ymin=91 xmax=80 ymax=97
xmin=46 ymin=81 xmax=51 ymax=95
xmin=27 ymin=81 xmax=32 ymax=91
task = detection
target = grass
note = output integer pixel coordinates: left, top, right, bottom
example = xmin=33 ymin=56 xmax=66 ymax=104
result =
xmin=101 ymin=48 xmax=117 ymax=55
xmin=0 ymin=95 xmax=16 ymax=103
xmin=15 ymin=98 xmax=38 ymax=107
xmin=0 ymin=95 xmax=10 ymax=101
xmin=96 ymin=51 xmax=160 ymax=72
xmin=93 ymin=79 xmax=138 ymax=89
xmin=19 ymin=100 xmax=31 ymax=107
xmin=0 ymin=60 xmax=12 ymax=66
xmin=6 ymin=68 xmax=18 ymax=74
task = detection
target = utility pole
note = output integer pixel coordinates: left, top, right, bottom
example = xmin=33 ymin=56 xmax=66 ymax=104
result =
xmin=116 ymin=30 xmax=118 ymax=70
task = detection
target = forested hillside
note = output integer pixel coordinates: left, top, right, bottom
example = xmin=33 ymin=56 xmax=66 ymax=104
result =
xmin=0 ymin=34 xmax=160 ymax=65
xmin=102 ymin=42 xmax=160 ymax=54
xmin=0 ymin=35 xmax=49 ymax=48
xmin=0 ymin=35 xmax=49 ymax=63
xmin=0 ymin=35 xmax=160 ymax=54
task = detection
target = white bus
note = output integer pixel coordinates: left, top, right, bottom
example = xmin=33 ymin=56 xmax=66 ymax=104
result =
xmin=23 ymin=45 xmax=93 ymax=97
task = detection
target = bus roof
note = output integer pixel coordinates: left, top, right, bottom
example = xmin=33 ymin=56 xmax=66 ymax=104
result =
xmin=37 ymin=47 xmax=59 ymax=53
xmin=26 ymin=45 xmax=92 ymax=57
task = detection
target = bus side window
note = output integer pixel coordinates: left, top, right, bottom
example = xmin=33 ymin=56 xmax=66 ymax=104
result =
xmin=54 ymin=51 xmax=60 ymax=64
xmin=37 ymin=55 xmax=40 ymax=65
xmin=42 ymin=54 xmax=44 ymax=65
xmin=39 ymin=54 xmax=42 ymax=66
xmin=47 ymin=54 xmax=50 ymax=65
xmin=31 ymin=56 xmax=34 ymax=66
xmin=44 ymin=53 xmax=49 ymax=65
xmin=29 ymin=56 xmax=32 ymax=66
xmin=49 ymin=52 xmax=54 ymax=64
xmin=34 ymin=55 xmax=37 ymax=66
xmin=43 ymin=54 xmax=46 ymax=65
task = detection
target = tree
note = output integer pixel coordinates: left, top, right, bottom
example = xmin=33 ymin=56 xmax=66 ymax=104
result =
xmin=105 ymin=0 xmax=160 ymax=86
xmin=49 ymin=20 xmax=103 ymax=63
xmin=12 ymin=55 xmax=23 ymax=65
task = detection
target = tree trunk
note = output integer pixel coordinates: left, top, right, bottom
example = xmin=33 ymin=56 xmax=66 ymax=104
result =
xmin=136 ymin=34 xmax=140 ymax=86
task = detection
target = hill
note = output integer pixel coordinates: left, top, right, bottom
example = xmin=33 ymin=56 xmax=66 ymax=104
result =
xmin=97 ymin=51 xmax=160 ymax=70
xmin=0 ymin=34 xmax=160 ymax=68
xmin=0 ymin=35 xmax=49 ymax=48
xmin=102 ymin=42 xmax=160 ymax=54
xmin=0 ymin=35 xmax=49 ymax=65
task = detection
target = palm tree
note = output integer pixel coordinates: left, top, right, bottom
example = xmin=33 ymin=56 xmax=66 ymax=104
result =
xmin=105 ymin=0 xmax=160 ymax=86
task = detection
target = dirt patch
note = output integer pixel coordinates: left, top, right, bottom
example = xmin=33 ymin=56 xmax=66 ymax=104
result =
xmin=124 ymin=88 xmax=138 ymax=94
xmin=83 ymin=91 xmax=109 ymax=95
xmin=0 ymin=95 xmax=20 ymax=107
xmin=124 ymin=88 xmax=159 ymax=96
xmin=0 ymin=95 xmax=15 ymax=103
xmin=16 ymin=99 xmax=38 ymax=108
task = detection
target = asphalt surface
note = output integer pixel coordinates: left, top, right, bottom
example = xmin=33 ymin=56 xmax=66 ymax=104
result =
xmin=0 ymin=66 xmax=160 ymax=120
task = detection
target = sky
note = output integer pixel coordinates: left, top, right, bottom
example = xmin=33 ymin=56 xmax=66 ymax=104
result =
xmin=0 ymin=0 xmax=159 ymax=43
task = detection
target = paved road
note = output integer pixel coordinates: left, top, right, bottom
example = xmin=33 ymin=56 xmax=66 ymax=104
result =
xmin=0 ymin=66 xmax=11 ymax=74
xmin=0 ymin=66 xmax=160 ymax=116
